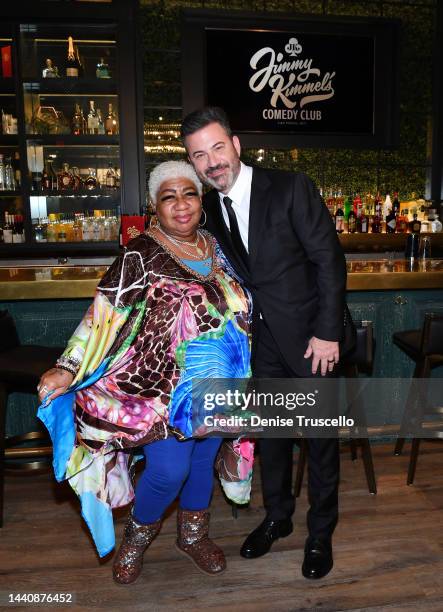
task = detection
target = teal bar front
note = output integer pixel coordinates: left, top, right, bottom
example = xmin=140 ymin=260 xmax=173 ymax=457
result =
xmin=2 ymin=287 xmax=443 ymax=437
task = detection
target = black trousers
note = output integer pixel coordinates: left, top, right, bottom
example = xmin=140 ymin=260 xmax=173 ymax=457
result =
xmin=253 ymin=319 xmax=339 ymax=541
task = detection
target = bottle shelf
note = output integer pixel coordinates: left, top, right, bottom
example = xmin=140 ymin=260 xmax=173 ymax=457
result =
xmin=36 ymin=188 xmax=119 ymax=197
xmin=25 ymin=134 xmax=119 ymax=145
xmin=0 ymin=135 xmax=18 ymax=145
xmin=0 ymin=241 xmax=120 ymax=255
xmin=0 ymin=190 xmax=21 ymax=197
xmin=23 ymin=78 xmax=117 ymax=95
xmin=339 ymin=231 xmax=443 ymax=253
xmin=0 ymin=79 xmax=14 ymax=94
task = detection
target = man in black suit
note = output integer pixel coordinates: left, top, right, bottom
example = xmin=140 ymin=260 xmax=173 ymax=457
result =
xmin=181 ymin=107 xmax=347 ymax=579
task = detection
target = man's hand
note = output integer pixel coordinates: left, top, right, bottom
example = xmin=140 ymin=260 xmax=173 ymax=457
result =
xmin=304 ymin=337 xmax=339 ymax=376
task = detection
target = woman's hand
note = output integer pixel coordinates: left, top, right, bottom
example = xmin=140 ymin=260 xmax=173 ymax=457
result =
xmin=37 ymin=368 xmax=74 ymax=402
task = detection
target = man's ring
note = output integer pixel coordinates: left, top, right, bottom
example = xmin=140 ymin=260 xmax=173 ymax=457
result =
xmin=327 ymin=358 xmax=335 ymax=363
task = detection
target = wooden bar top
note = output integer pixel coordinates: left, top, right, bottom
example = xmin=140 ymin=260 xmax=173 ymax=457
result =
xmin=0 ymin=259 xmax=442 ymax=300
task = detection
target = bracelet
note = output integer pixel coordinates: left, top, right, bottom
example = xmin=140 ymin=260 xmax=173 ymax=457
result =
xmin=55 ymin=363 xmax=78 ymax=377
xmin=55 ymin=355 xmax=81 ymax=377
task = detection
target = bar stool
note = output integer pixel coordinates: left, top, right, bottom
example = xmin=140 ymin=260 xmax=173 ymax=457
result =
xmin=392 ymin=313 xmax=443 ymax=484
xmin=294 ymin=320 xmax=377 ymax=497
xmin=0 ymin=310 xmax=63 ymax=526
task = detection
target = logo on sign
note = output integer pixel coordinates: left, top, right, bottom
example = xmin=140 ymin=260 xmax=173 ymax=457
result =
xmin=284 ymin=37 xmax=302 ymax=57
xmin=249 ymin=37 xmax=336 ymax=122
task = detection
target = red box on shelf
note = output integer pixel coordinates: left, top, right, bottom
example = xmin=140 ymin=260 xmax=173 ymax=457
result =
xmin=120 ymin=215 xmax=146 ymax=246
xmin=1 ymin=46 xmax=12 ymax=77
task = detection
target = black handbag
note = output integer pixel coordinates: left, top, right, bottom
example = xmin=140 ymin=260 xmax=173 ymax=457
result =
xmin=339 ymin=303 xmax=357 ymax=359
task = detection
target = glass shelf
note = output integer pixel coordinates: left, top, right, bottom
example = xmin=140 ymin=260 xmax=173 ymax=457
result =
xmin=23 ymin=78 xmax=117 ymax=95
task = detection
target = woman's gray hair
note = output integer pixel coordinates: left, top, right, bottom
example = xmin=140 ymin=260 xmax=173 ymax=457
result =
xmin=148 ymin=160 xmax=203 ymax=208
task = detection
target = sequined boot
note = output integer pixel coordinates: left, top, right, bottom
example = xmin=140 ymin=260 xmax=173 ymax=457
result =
xmin=175 ymin=508 xmax=226 ymax=575
xmin=112 ymin=513 xmax=162 ymax=584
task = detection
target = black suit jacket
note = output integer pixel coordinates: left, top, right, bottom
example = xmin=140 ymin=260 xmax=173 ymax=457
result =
xmin=203 ymin=165 xmax=347 ymax=376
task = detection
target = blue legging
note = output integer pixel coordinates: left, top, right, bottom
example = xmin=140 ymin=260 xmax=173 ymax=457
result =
xmin=133 ymin=436 xmax=222 ymax=524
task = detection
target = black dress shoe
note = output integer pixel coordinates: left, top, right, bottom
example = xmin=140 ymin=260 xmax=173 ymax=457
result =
xmin=240 ymin=518 xmax=293 ymax=559
xmin=302 ymin=537 xmax=333 ymax=579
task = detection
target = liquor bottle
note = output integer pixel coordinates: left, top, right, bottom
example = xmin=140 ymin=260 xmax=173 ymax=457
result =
xmin=372 ymin=194 xmax=382 ymax=233
xmin=105 ymin=162 xmax=116 ymax=188
xmin=34 ymin=218 xmax=43 ymax=242
xmin=103 ymin=210 xmax=113 ymax=241
xmin=48 ymin=159 xmax=57 ymax=190
xmin=326 ymin=189 xmax=335 ymax=217
xmin=82 ymin=213 xmax=94 ymax=241
xmin=72 ymin=166 xmax=82 ymax=190
xmin=409 ymin=213 xmax=421 ymax=233
xmin=58 ymin=162 xmax=74 ymax=190
xmin=105 ymin=103 xmax=118 ymax=135
xmin=42 ymin=58 xmax=59 ymax=78
xmin=57 ymin=214 xmax=67 ymax=242
xmin=87 ymin=100 xmax=98 ymax=134
xmin=355 ymin=205 xmax=362 ymax=233
xmin=13 ymin=151 xmax=21 ymax=187
xmin=343 ymin=194 xmax=352 ymax=221
xmin=347 ymin=209 xmax=356 ymax=233
xmin=430 ymin=211 xmax=442 ymax=233
xmin=396 ymin=209 xmax=408 ymax=233
xmin=92 ymin=210 xmax=102 ymax=241
xmin=383 ymin=193 xmax=392 ymax=223
xmin=46 ymin=214 xmax=58 ymax=242
xmin=4 ymin=157 xmax=15 ymax=190
xmin=335 ymin=204 xmax=344 ymax=233
xmin=41 ymin=160 xmax=52 ymax=191
xmin=353 ymin=193 xmax=362 ymax=215
xmin=0 ymin=154 xmax=6 ymax=190
xmin=97 ymin=108 xmax=105 ymax=135
xmin=96 ymin=57 xmax=110 ymax=79
xmin=65 ymin=36 xmax=80 ymax=77
xmin=12 ymin=214 xmax=22 ymax=243
xmin=392 ymin=192 xmax=400 ymax=215
xmin=3 ymin=212 xmax=13 ymax=243
xmin=85 ymin=168 xmax=98 ymax=190
xmin=386 ymin=208 xmax=396 ymax=233
xmin=360 ymin=208 xmax=368 ymax=233
xmin=72 ymin=103 xmax=83 ymax=135
xmin=73 ymin=213 xmax=83 ymax=241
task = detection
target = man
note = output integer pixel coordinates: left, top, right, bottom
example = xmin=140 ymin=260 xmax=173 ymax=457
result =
xmin=181 ymin=106 xmax=347 ymax=580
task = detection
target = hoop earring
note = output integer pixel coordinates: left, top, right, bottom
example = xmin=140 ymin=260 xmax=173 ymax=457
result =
xmin=199 ymin=209 xmax=207 ymax=227
xmin=147 ymin=198 xmax=156 ymax=214
xmin=149 ymin=214 xmax=159 ymax=229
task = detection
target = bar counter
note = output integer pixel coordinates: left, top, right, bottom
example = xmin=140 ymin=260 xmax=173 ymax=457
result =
xmin=1 ymin=259 xmax=442 ymax=300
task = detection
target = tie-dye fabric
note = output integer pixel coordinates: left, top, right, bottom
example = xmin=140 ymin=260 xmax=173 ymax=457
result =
xmin=38 ymin=231 xmax=253 ymax=557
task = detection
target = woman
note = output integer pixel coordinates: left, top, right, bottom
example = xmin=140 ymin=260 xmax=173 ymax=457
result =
xmin=37 ymin=160 xmax=254 ymax=584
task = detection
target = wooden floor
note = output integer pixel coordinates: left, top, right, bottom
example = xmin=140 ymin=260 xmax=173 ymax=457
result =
xmin=1 ymin=442 xmax=442 ymax=612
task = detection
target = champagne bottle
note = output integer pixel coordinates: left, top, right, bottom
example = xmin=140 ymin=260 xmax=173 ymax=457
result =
xmin=65 ymin=36 xmax=79 ymax=77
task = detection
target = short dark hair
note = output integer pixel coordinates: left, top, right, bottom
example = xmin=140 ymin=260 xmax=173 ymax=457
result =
xmin=180 ymin=106 xmax=232 ymax=140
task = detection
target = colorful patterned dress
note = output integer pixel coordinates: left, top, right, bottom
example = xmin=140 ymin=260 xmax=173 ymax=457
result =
xmin=38 ymin=231 xmax=254 ymax=557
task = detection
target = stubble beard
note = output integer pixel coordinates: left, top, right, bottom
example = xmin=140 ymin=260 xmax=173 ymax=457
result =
xmin=199 ymin=160 xmax=241 ymax=193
